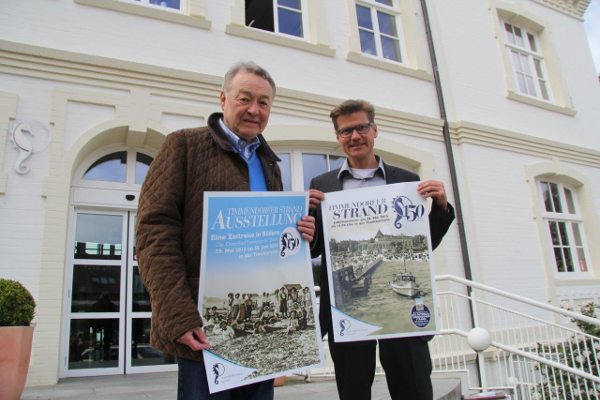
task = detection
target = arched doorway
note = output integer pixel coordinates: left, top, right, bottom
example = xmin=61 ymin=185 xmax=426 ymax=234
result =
xmin=59 ymin=146 xmax=177 ymax=377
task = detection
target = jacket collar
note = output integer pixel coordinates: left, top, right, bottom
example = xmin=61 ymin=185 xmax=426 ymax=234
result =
xmin=207 ymin=112 xmax=281 ymax=162
xmin=337 ymin=155 xmax=386 ymax=181
xmin=328 ymin=157 xmax=393 ymax=191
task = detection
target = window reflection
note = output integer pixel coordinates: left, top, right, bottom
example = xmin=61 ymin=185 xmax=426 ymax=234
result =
xmin=71 ymin=265 xmax=121 ymax=313
xmin=74 ymin=214 xmax=123 ymax=260
xmin=278 ymin=7 xmax=303 ymax=37
xmin=69 ymin=319 xmax=119 ymax=370
xmin=132 ymin=216 xmax=137 ymax=261
xmin=135 ymin=153 xmax=153 ymax=185
xmin=381 ymin=35 xmax=400 ymax=62
xmin=132 ymin=318 xmax=175 ymax=366
xmin=302 ymin=154 xmax=345 ymax=190
xmin=132 ymin=267 xmax=151 ymax=312
xmin=149 ymin=0 xmax=180 ymax=9
xmin=302 ymin=154 xmax=327 ymax=190
xmin=277 ymin=153 xmax=292 ymax=191
xmin=357 ymin=5 xmax=373 ymax=29
xmin=82 ymin=152 xmax=127 ymax=183
xmin=329 ymin=155 xmax=345 ymax=171
xmin=278 ymin=0 xmax=300 ymax=8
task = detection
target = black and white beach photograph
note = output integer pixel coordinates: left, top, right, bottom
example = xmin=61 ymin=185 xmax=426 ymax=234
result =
xmin=201 ymin=284 xmax=321 ymax=379
xmin=329 ymin=229 xmax=434 ymax=335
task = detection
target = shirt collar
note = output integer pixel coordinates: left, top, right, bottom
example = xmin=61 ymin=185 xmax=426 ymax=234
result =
xmin=219 ymin=118 xmax=261 ymax=160
xmin=337 ymin=156 xmax=386 ymax=180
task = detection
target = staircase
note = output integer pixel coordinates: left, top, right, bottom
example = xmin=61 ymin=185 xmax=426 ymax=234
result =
xmin=310 ymin=275 xmax=600 ymax=399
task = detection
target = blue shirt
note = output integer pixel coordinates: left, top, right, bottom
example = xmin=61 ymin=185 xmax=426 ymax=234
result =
xmin=219 ymin=118 xmax=267 ymax=191
xmin=219 ymin=119 xmax=261 ymax=161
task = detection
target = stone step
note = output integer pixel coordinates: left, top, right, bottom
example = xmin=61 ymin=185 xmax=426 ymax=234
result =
xmin=433 ymin=378 xmax=462 ymax=400
xmin=22 ymin=372 xmax=463 ymax=399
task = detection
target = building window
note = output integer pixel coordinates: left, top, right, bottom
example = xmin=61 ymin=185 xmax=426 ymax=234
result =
xmin=355 ymin=0 xmax=404 ymax=63
xmin=123 ymin=0 xmax=185 ymax=12
xmin=539 ymin=181 xmax=590 ymax=275
xmin=79 ymin=150 xmax=154 ymax=186
xmin=503 ymin=22 xmax=550 ymax=101
xmin=274 ymin=150 xmax=346 ymax=191
xmin=246 ymin=0 xmax=308 ymax=38
xmin=83 ymin=152 xmax=128 ymax=183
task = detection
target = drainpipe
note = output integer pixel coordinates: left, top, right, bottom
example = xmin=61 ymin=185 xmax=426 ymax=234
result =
xmin=419 ymin=0 xmax=474 ymax=290
xmin=420 ymin=0 xmax=484 ymax=390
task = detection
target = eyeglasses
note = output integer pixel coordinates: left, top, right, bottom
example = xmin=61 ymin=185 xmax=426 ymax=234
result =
xmin=336 ymin=122 xmax=374 ymax=138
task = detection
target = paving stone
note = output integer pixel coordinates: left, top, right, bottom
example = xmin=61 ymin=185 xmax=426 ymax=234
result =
xmin=22 ymin=372 xmax=459 ymax=399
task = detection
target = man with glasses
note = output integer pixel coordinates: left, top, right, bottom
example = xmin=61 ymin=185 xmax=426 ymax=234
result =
xmin=309 ymin=99 xmax=455 ymax=400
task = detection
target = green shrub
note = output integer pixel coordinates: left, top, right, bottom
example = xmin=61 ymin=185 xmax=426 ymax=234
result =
xmin=0 ymin=279 xmax=36 ymax=326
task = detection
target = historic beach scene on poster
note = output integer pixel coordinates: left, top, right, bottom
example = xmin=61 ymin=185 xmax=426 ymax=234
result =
xmin=322 ymin=182 xmax=439 ymax=342
xmin=198 ymin=192 xmax=324 ymax=393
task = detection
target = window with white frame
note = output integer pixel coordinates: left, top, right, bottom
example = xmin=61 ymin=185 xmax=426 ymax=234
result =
xmin=355 ymin=0 xmax=405 ymax=63
xmin=246 ymin=0 xmax=308 ymax=39
xmin=539 ymin=181 xmax=591 ymax=275
xmin=503 ymin=22 xmax=551 ymax=101
xmin=275 ymin=150 xmax=346 ymax=192
xmin=119 ymin=0 xmax=185 ymax=12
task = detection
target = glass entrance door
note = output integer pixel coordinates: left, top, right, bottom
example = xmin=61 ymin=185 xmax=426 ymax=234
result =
xmin=61 ymin=210 xmax=176 ymax=377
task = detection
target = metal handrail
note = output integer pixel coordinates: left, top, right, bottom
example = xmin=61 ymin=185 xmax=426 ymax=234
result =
xmin=436 ymin=274 xmax=600 ymax=327
xmin=441 ymin=328 xmax=600 ymax=384
xmin=438 ymin=290 xmax=600 ymax=342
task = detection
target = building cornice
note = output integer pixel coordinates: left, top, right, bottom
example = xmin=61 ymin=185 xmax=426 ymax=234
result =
xmin=450 ymin=120 xmax=600 ymax=168
xmin=530 ymin=0 xmax=591 ymax=19
xmin=1 ymin=39 xmax=599 ymax=168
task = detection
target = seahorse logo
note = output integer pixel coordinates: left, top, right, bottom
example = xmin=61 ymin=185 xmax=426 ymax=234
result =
xmin=212 ymin=363 xmax=225 ymax=384
xmin=339 ymin=319 xmax=351 ymax=336
xmin=10 ymin=121 xmax=51 ymax=174
xmin=391 ymin=196 xmax=425 ymax=229
xmin=280 ymin=227 xmax=301 ymax=258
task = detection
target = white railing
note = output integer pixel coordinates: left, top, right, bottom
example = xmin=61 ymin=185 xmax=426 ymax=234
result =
xmin=432 ymin=275 xmax=600 ymax=399
xmin=308 ymin=277 xmax=600 ymax=399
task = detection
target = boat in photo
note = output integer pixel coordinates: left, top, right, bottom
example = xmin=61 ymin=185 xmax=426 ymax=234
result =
xmin=389 ymin=258 xmax=422 ymax=298
xmin=390 ymin=271 xmax=421 ymax=298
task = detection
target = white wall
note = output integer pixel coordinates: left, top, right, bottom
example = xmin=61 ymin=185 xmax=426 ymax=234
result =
xmin=1 ymin=0 xmax=599 ymax=386
xmin=432 ymin=0 xmax=600 ymax=149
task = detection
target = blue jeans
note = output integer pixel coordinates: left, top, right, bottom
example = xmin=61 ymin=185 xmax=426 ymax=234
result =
xmin=177 ymin=357 xmax=274 ymax=400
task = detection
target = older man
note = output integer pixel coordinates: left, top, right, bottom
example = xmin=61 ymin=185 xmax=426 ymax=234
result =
xmin=309 ymin=100 xmax=455 ymax=400
xmin=136 ymin=62 xmax=315 ymax=400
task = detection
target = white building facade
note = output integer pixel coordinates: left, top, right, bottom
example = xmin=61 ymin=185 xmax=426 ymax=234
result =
xmin=0 ymin=0 xmax=598 ymax=387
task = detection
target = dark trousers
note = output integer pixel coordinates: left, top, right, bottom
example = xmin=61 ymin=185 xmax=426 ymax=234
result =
xmin=177 ymin=357 xmax=274 ymax=400
xmin=327 ymin=331 xmax=433 ymax=400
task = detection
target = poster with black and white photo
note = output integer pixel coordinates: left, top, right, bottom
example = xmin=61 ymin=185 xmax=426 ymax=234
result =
xmin=198 ymin=192 xmax=324 ymax=393
xmin=322 ymin=182 xmax=439 ymax=342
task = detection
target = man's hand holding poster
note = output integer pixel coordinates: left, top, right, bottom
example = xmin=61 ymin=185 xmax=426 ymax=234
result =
xmin=321 ymin=182 xmax=439 ymax=342
xmin=198 ymin=192 xmax=324 ymax=393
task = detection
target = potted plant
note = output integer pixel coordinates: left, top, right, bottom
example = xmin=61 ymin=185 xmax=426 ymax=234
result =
xmin=0 ymin=278 xmax=36 ymax=400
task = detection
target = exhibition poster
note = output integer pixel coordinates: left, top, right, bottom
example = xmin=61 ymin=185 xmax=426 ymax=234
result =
xmin=198 ymin=192 xmax=324 ymax=393
xmin=321 ymin=182 xmax=439 ymax=342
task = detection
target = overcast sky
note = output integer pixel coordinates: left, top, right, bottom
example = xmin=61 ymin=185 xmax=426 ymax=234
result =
xmin=585 ymin=0 xmax=600 ymax=74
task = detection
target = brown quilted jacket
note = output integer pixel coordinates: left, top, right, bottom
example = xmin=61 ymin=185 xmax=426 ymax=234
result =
xmin=136 ymin=113 xmax=283 ymax=361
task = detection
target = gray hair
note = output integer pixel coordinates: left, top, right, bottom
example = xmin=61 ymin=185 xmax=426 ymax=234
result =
xmin=222 ymin=61 xmax=277 ymax=98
